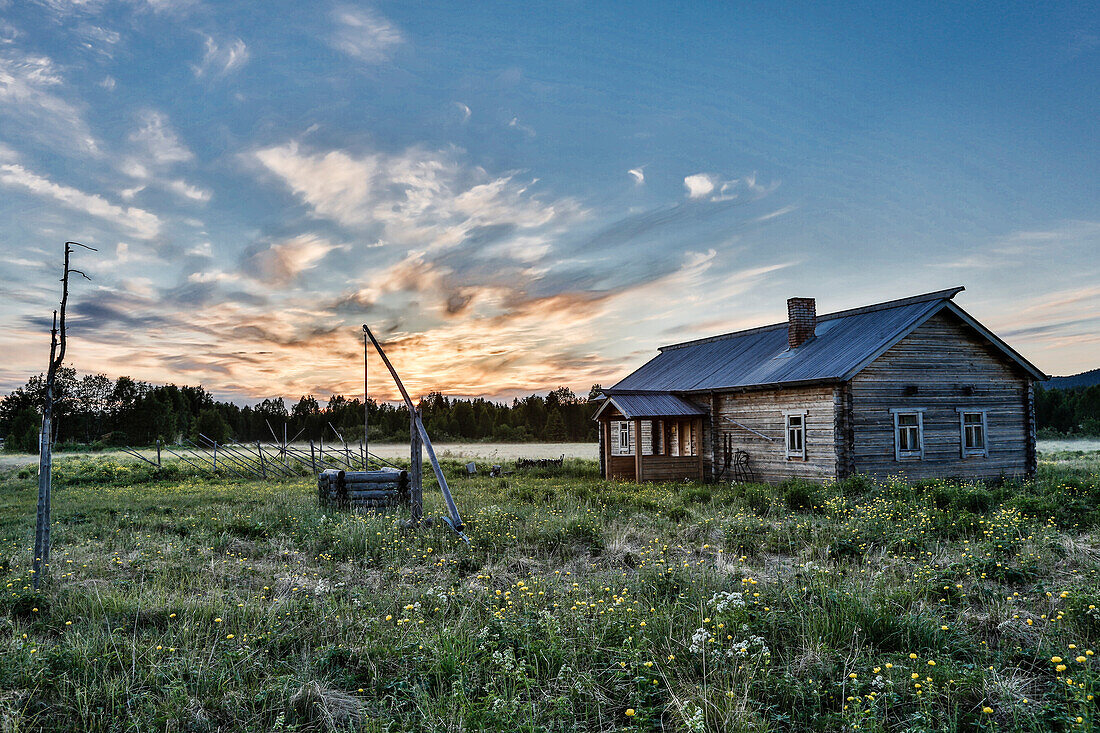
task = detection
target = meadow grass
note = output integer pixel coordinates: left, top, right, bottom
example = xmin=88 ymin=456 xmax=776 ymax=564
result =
xmin=0 ymin=454 xmax=1098 ymax=731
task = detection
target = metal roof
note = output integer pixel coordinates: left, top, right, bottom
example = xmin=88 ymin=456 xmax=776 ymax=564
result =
xmin=592 ymin=392 xmax=708 ymax=420
xmin=609 ymin=287 xmax=1047 ymax=394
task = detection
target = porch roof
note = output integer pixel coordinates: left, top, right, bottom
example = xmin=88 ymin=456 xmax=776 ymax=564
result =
xmin=592 ymin=392 xmax=708 ymax=421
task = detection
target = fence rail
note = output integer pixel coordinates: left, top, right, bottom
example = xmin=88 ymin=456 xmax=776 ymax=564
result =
xmin=121 ymin=437 xmax=398 ymax=478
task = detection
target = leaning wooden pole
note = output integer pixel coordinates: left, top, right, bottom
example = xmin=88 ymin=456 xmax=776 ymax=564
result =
xmin=410 ymin=407 xmax=423 ymax=523
xmin=363 ymin=325 xmax=464 ymax=533
xmin=34 ymin=241 xmax=95 ymax=589
xmin=363 ymin=328 xmax=370 ymax=465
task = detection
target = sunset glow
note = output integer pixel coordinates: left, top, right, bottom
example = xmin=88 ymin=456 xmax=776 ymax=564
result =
xmin=1 ymin=2 xmax=1096 ymax=402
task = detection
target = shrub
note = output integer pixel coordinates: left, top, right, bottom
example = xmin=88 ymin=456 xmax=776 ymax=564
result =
xmin=740 ymin=485 xmax=772 ymax=516
xmin=681 ymin=486 xmax=712 ymax=504
xmin=836 ymin=473 xmax=873 ymax=498
xmin=956 ymin=488 xmax=994 ymax=513
xmin=781 ymin=479 xmax=822 ymax=511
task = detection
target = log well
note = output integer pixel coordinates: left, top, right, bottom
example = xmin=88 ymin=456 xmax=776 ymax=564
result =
xmin=319 ymin=468 xmax=409 ymax=509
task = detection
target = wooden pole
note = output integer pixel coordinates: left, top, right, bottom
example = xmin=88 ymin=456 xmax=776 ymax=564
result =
xmin=363 ymin=325 xmax=464 ymax=532
xmin=363 ymin=327 xmax=369 ymax=465
xmin=156 ymin=438 xmax=162 ymax=468
xmin=310 ymin=440 xmax=317 ymax=474
xmin=257 ymin=441 xmax=267 ymax=479
xmin=410 ymin=407 xmax=423 ymax=523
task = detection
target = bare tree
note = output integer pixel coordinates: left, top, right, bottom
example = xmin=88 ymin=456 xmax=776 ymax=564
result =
xmin=33 ymin=241 xmax=95 ymax=589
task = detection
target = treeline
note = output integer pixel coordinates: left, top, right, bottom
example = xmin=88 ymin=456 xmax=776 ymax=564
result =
xmin=0 ymin=368 xmax=601 ymax=452
xmin=1035 ymin=383 xmax=1100 ymax=437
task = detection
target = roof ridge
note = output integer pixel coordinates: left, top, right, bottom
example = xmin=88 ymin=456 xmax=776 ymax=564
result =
xmin=658 ymin=286 xmax=964 ymax=352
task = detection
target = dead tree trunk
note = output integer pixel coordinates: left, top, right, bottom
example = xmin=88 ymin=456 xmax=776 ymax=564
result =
xmin=33 ymin=241 xmax=95 ymax=589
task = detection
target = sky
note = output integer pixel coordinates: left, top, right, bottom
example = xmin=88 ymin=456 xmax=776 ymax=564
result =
xmin=0 ymin=0 xmax=1097 ymax=404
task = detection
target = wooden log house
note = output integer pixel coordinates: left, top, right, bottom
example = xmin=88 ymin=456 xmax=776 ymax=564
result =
xmin=594 ymin=287 xmax=1047 ymax=483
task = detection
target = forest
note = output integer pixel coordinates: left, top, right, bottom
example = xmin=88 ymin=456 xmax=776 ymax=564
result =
xmin=0 ymin=369 xmax=600 ymax=452
xmin=2 ymin=369 xmax=1097 ymax=453
xmin=1035 ymin=382 xmax=1100 ymax=437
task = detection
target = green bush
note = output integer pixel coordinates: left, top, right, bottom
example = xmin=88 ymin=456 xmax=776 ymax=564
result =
xmin=781 ymin=479 xmax=823 ymax=511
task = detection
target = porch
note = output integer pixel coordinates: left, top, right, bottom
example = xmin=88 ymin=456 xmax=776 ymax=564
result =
xmin=594 ymin=393 xmax=707 ymax=482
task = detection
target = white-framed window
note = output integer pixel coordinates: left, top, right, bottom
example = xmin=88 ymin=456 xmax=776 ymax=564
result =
xmin=617 ymin=421 xmax=632 ymax=456
xmin=891 ymin=408 xmax=925 ymax=460
xmin=957 ymin=409 xmax=988 ymax=457
xmin=784 ymin=410 xmax=807 ymax=459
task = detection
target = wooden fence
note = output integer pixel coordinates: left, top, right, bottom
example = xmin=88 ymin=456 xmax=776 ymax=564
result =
xmin=119 ymin=434 xmax=398 ymax=478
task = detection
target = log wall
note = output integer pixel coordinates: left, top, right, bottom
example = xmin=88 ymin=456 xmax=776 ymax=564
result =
xmin=318 ymin=468 xmax=409 ymax=509
xmin=849 ymin=311 xmax=1033 ymax=480
xmin=712 ymin=385 xmax=839 ymax=483
xmin=607 ymin=454 xmax=635 ymax=480
xmin=641 ymin=455 xmax=702 ymax=481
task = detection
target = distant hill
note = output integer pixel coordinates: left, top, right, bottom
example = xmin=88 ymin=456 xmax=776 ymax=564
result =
xmin=1045 ymin=369 xmax=1100 ymax=390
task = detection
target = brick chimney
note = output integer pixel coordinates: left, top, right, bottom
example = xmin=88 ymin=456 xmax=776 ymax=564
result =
xmin=787 ymin=297 xmax=816 ymax=349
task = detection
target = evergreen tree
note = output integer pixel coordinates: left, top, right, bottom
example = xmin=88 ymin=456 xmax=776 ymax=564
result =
xmin=544 ymin=410 xmax=567 ymax=441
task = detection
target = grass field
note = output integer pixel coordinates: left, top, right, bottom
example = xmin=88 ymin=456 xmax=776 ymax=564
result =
xmin=1 ymin=451 xmax=1100 ymax=731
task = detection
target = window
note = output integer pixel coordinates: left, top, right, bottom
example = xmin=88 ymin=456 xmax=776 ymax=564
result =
xmin=891 ymin=409 xmax=924 ymax=460
xmin=957 ymin=409 xmax=988 ymax=457
xmin=785 ymin=411 xmax=806 ymax=459
xmin=618 ymin=421 xmax=632 ymax=456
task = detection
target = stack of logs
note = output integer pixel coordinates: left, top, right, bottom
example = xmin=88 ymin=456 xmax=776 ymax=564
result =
xmin=318 ymin=468 xmax=409 ymax=509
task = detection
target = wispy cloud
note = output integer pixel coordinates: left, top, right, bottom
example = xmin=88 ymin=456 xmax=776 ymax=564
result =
xmin=120 ymin=110 xmax=210 ymax=202
xmin=129 ymin=109 xmax=192 ymax=164
xmin=329 ymin=6 xmax=403 ymax=64
xmin=192 ymin=34 xmax=249 ymax=77
xmin=684 ymin=171 xmax=775 ymax=202
xmin=508 ymin=116 xmax=536 ymax=137
xmin=241 ymin=234 xmax=343 ymax=285
xmin=0 ymin=20 xmax=18 ymax=45
xmin=934 ymin=220 xmax=1100 ymax=270
xmin=74 ymin=23 xmax=121 ymax=57
xmin=0 ymin=161 xmax=162 ymax=238
xmin=251 ymin=140 xmax=577 ymax=246
xmin=0 ymin=50 xmax=100 ymax=154
xmin=628 ymin=167 xmax=645 ymax=185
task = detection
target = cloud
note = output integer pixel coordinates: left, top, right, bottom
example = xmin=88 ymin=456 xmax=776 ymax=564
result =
xmin=192 ymin=34 xmax=249 ymax=77
xmin=29 ymin=0 xmax=108 ymax=16
xmin=628 ymin=168 xmax=645 ymax=185
xmin=129 ymin=110 xmax=192 ymax=164
xmin=684 ymin=171 xmax=776 ymax=202
xmin=251 ymin=140 xmax=578 ymax=249
xmin=0 ymin=161 xmax=162 ymax=238
xmin=162 ymin=177 xmax=211 ymax=202
xmin=120 ymin=110 xmax=210 ymax=202
xmin=683 ymin=173 xmax=715 ymax=198
xmin=75 ymin=23 xmax=121 ymax=57
xmin=0 ymin=20 xmax=19 ymax=44
xmin=754 ymin=204 xmax=796 ymax=222
xmin=0 ymin=50 xmax=100 ymax=154
xmin=241 ymin=234 xmax=342 ymax=285
xmin=330 ymin=6 xmax=403 ymax=64
xmin=934 ymin=220 xmax=1100 ymax=270
xmin=508 ymin=116 xmax=536 ymax=137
